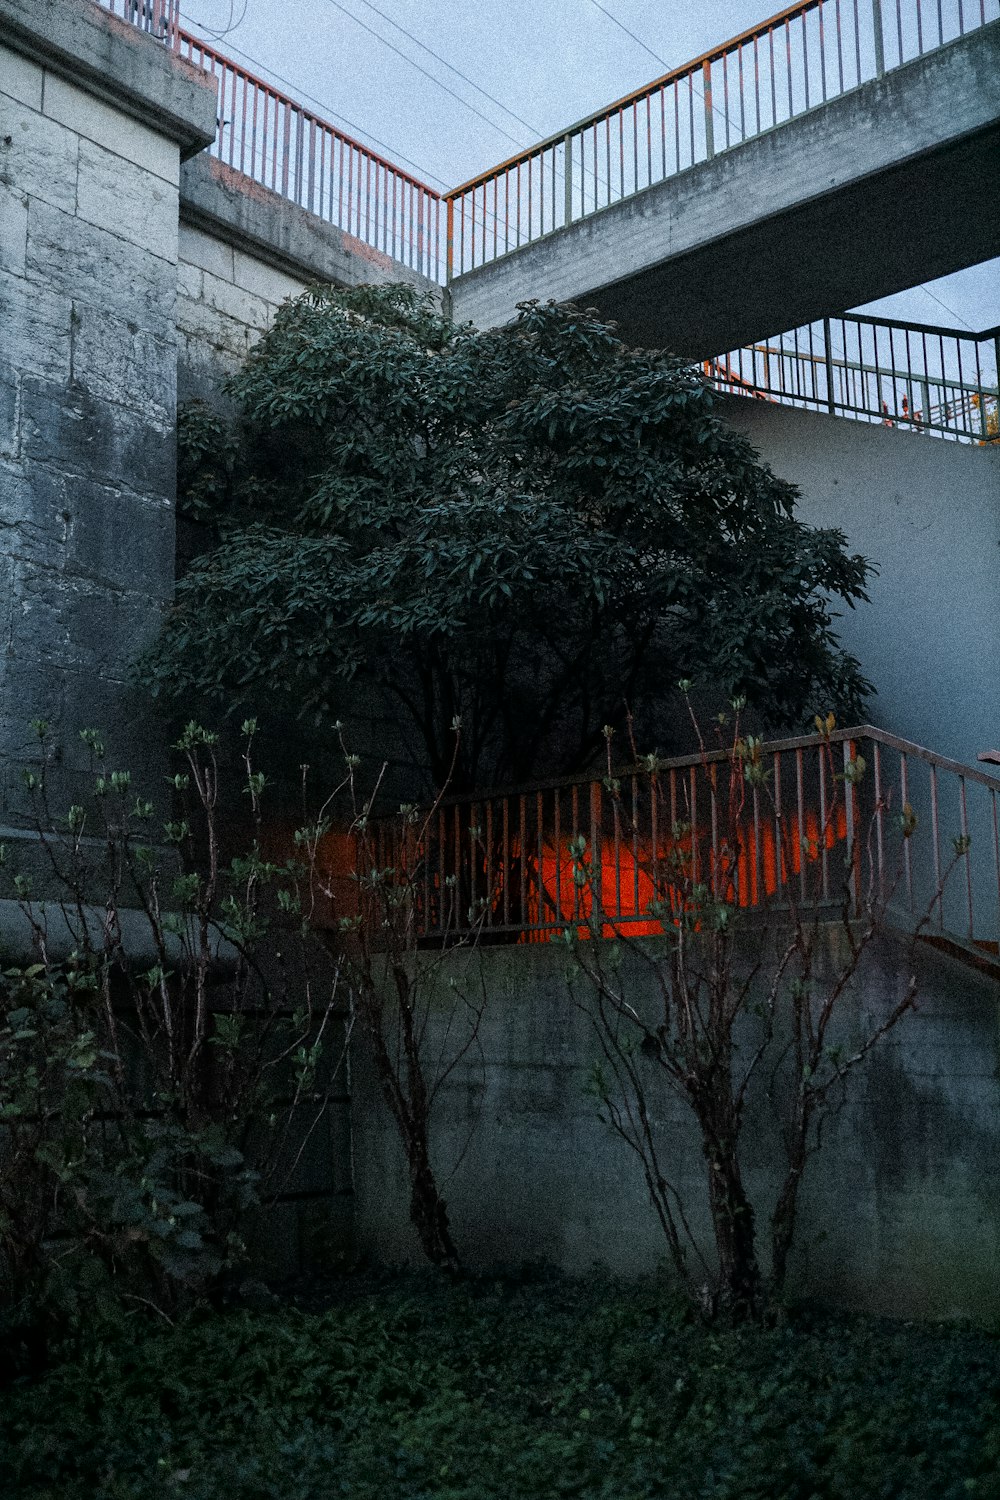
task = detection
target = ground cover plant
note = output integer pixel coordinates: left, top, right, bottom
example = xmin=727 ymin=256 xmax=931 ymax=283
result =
xmin=2 ymin=1271 xmax=999 ymax=1499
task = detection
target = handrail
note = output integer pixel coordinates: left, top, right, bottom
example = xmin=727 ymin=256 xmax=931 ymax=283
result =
xmin=449 ymin=0 xmax=829 ymax=200
xmin=425 ymin=726 xmax=1000 ymax=809
xmin=444 ymin=0 xmax=1000 ymax=278
xmin=713 ymin=312 xmax=999 ymax=441
xmin=175 ymin=28 xmax=444 ymax=280
xmin=839 ymin=315 xmax=1000 ymax=343
xmin=373 ymin=727 xmax=1000 ymax=948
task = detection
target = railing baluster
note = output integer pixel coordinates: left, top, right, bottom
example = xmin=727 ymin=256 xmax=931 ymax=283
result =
xmin=486 ymin=802 xmax=494 ymax=931
xmin=872 ymin=0 xmax=886 ymax=73
xmin=537 ymin=791 xmax=545 ymax=934
xmin=632 ymin=774 xmax=641 ymax=918
xmin=930 ymin=763 xmax=943 ymax=928
xmin=900 ymin=752 xmax=913 ymax=911
xmin=519 ymin=794 xmax=528 ymax=934
xmin=502 ymin=799 xmax=511 ymax=929
xmin=590 ymin=782 xmax=602 ymax=925
xmin=959 ymin=776 xmax=973 ymax=939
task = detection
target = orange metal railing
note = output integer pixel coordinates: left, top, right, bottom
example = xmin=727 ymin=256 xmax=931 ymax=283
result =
xmin=373 ymin=727 xmax=1000 ymax=951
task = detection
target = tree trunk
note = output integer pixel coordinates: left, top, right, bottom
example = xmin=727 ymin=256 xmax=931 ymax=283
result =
xmin=407 ymin=1140 xmax=460 ymax=1274
xmin=705 ymin=1137 xmax=762 ymax=1321
xmin=770 ymin=1141 xmax=807 ymax=1299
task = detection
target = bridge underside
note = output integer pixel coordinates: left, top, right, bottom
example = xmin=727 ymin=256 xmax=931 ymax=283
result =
xmin=449 ymin=26 xmax=1000 ymax=359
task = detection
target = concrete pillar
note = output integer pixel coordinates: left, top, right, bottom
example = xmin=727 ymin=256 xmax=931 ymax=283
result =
xmin=0 ymin=0 xmax=216 ymax=836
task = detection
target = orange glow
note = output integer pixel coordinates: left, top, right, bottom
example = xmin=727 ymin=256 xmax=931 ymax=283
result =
xmin=512 ymin=802 xmax=850 ymax=942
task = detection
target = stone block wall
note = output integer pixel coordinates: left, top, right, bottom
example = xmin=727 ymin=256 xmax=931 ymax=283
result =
xmin=176 ymin=152 xmax=443 ymax=404
xmin=176 ymin=222 xmax=309 ymax=403
xmin=0 ymin=4 xmax=215 ymax=827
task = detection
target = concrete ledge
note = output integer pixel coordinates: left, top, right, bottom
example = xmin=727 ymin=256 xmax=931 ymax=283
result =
xmin=0 ymin=897 xmax=239 ymax=969
xmin=180 ymin=153 xmax=442 ymax=301
xmin=0 ymin=0 xmax=217 ymax=160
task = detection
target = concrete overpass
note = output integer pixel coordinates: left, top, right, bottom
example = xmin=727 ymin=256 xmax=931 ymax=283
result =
xmin=447 ymin=23 xmax=1000 ymax=359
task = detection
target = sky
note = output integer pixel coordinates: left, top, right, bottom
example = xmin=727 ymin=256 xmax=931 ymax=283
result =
xmin=178 ymin=0 xmax=998 ymax=334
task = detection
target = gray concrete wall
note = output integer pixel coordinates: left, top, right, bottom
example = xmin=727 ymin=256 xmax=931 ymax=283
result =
xmin=177 ymin=219 xmax=311 ymax=401
xmin=717 ymin=395 xmax=1000 ymax=768
xmin=449 ymin=25 xmax=1000 ymax=358
xmin=177 ymin=153 xmax=442 ymax=400
xmin=0 ymin=4 xmax=215 ymax=825
xmin=351 ymin=928 xmax=1000 ymax=1323
xmin=0 ymin=0 xmax=436 ymax=832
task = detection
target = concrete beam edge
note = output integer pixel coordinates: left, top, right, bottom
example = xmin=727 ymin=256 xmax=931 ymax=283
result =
xmin=179 ymin=153 xmax=443 ymax=301
xmin=0 ymin=0 xmax=217 ymax=159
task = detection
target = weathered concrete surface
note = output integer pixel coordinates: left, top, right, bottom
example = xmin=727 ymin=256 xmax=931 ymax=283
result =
xmin=181 ymin=153 xmax=442 ymax=301
xmin=450 ymin=25 xmax=1000 ymax=357
xmin=351 ymin=928 xmax=1000 ymax=1323
xmin=178 ymin=153 xmax=442 ymax=399
xmin=177 ymin=218 xmax=310 ymax=400
xmin=717 ymin=395 xmax=1000 ymax=770
xmin=0 ymin=23 xmax=190 ymax=822
xmin=0 ymin=0 xmax=217 ymax=161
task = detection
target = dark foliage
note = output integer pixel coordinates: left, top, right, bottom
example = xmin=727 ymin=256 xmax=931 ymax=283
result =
xmin=2 ymin=1273 xmax=998 ymax=1499
xmin=147 ymin=287 xmax=874 ymax=792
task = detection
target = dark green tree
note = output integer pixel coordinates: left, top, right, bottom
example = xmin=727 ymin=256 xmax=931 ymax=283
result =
xmin=148 ymin=285 xmax=873 ymax=792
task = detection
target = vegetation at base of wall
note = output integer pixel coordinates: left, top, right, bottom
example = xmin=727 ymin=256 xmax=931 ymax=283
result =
xmin=149 ymin=285 xmax=875 ymax=793
xmin=0 ymin=719 xmax=352 ymax=1358
xmin=2 ymin=1271 xmax=999 ymax=1499
xmin=0 ymin=719 xmax=485 ymax=1359
xmin=567 ymin=704 xmax=969 ymax=1324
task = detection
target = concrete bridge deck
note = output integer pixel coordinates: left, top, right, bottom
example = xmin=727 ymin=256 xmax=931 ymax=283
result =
xmin=448 ymin=24 xmax=1000 ymax=358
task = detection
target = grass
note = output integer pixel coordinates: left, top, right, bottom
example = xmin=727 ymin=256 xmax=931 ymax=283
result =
xmin=2 ymin=1270 xmax=1000 ymax=1499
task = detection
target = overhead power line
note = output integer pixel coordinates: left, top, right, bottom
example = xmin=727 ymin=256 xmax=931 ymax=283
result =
xmin=586 ymin=0 xmax=671 ymax=70
xmin=350 ymin=0 xmax=543 ymax=139
xmin=313 ymin=0 xmax=530 ymax=151
xmin=180 ymin=10 xmax=449 ymax=187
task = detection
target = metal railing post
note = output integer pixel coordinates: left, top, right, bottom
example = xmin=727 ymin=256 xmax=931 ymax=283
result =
xmin=445 ymin=197 xmax=455 ymax=283
xmin=563 ymin=132 xmax=574 ymax=228
xmin=872 ymin=0 xmax=886 ymax=75
xmin=703 ymin=58 xmax=715 ymax=158
xmin=823 ymin=317 xmax=836 ymax=414
xmin=590 ymin=781 xmax=602 ymax=924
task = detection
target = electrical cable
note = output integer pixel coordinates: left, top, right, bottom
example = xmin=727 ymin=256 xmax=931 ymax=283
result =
xmin=350 ymin=0 xmax=544 ymax=139
xmin=312 ymin=0 xmax=530 ymax=150
xmin=185 ymin=0 xmax=248 ymax=40
xmin=179 ymin=10 xmax=450 ymax=186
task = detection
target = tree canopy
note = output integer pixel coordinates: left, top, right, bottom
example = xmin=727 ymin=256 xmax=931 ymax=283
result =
xmin=148 ymin=284 xmax=874 ymax=791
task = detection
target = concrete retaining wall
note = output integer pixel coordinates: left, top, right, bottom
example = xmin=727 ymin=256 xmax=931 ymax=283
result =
xmin=719 ymin=395 xmax=1000 ymax=768
xmin=351 ymin=928 xmax=1000 ymax=1323
xmin=0 ymin=4 xmax=216 ymax=823
xmin=177 ymin=153 xmax=442 ymax=401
